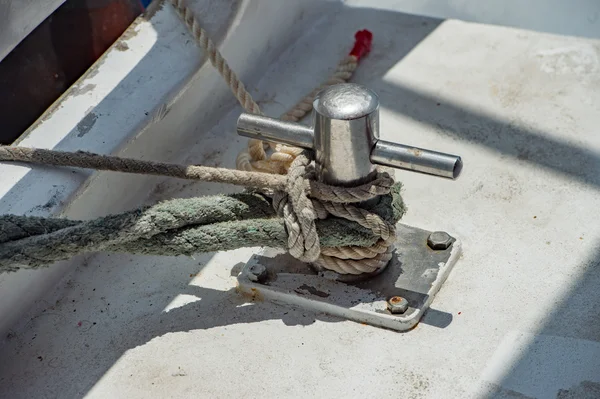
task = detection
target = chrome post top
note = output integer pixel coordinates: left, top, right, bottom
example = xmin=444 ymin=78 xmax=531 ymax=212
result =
xmin=236 ymin=83 xmax=462 ymax=181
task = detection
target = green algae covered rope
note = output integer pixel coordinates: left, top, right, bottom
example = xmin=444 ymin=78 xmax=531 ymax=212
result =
xmin=0 ymin=187 xmax=404 ymax=273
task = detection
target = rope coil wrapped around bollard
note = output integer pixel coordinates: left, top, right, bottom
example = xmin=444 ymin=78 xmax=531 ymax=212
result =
xmin=0 ymin=147 xmax=405 ymax=275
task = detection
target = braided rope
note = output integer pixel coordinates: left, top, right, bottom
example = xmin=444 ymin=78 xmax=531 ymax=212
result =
xmin=0 ymin=147 xmax=400 ymax=274
xmin=0 ymin=144 xmax=397 ymax=274
xmin=272 ymin=152 xmax=397 ymax=275
xmin=308 ymin=173 xmax=394 ymax=203
xmin=320 ymin=239 xmax=390 ymax=259
xmin=0 ymin=147 xmax=395 ymax=206
xmin=169 ymin=0 xmax=266 ymax=163
xmin=0 ymin=193 xmax=399 ymax=273
xmin=0 ymin=147 xmax=287 ymax=190
xmin=272 ymin=154 xmax=320 ymax=262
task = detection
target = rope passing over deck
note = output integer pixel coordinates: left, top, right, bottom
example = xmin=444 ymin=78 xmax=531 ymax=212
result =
xmin=0 ymin=147 xmax=405 ymax=274
xmin=0 ymin=147 xmax=404 ymax=274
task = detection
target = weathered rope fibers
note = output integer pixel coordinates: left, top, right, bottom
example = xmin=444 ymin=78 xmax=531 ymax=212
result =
xmin=0 ymin=177 xmax=404 ymax=274
xmin=0 ymin=147 xmax=405 ymax=274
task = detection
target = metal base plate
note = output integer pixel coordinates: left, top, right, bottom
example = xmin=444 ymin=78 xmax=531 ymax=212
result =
xmin=237 ymin=224 xmax=462 ymax=332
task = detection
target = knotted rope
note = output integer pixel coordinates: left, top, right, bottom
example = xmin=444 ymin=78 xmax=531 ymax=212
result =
xmin=0 ymin=147 xmax=405 ymax=274
xmin=271 ymin=152 xmax=399 ymax=274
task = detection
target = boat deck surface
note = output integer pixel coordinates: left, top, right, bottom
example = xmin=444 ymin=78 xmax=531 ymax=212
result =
xmin=1 ymin=1 xmax=600 ymax=398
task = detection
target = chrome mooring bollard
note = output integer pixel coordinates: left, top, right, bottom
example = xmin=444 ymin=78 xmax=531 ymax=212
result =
xmin=236 ymin=84 xmax=464 ymax=331
xmin=237 ymin=83 xmax=463 ymax=183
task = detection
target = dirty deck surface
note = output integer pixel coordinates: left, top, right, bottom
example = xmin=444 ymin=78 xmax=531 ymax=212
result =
xmin=1 ymin=2 xmax=600 ymax=398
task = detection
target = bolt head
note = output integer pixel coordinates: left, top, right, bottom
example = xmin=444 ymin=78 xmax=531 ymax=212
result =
xmin=387 ymin=296 xmax=409 ymax=314
xmin=248 ymin=264 xmax=268 ymax=283
xmin=427 ymin=231 xmax=453 ymax=250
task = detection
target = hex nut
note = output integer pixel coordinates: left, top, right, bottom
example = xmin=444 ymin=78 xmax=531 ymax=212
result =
xmin=427 ymin=231 xmax=453 ymax=250
xmin=248 ymin=264 xmax=268 ymax=283
xmin=387 ymin=296 xmax=409 ymax=314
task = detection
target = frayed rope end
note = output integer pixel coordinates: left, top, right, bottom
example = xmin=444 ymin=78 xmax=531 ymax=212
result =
xmin=349 ymin=29 xmax=373 ymax=60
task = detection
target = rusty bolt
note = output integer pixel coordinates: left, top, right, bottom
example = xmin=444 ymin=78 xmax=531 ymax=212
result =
xmin=387 ymin=296 xmax=409 ymax=314
xmin=248 ymin=264 xmax=268 ymax=283
xmin=427 ymin=231 xmax=453 ymax=250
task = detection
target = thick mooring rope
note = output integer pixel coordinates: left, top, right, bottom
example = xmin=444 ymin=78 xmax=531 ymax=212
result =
xmin=0 ymin=147 xmax=404 ymax=274
xmin=0 ymin=190 xmax=403 ymax=274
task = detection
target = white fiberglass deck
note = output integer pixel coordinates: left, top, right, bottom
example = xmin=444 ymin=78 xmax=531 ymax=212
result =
xmin=1 ymin=1 xmax=600 ymax=398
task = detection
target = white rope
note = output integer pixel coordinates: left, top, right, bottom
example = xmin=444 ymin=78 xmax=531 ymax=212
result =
xmin=273 ymin=152 xmax=397 ymax=274
xmin=169 ymin=0 xmax=266 ymax=163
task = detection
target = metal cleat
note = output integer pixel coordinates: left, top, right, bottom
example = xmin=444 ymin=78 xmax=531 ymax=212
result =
xmin=237 ymin=83 xmax=462 ymax=184
xmin=236 ymin=83 xmax=462 ymax=332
